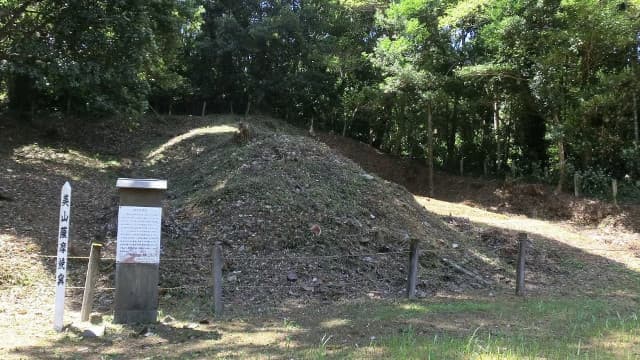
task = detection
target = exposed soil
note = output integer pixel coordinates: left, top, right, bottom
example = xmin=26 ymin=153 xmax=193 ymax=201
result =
xmin=318 ymin=131 xmax=640 ymax=296
xmin=318 ymin=131 xmax=640 ymax=234
xmin=1 ymin=115 xmax=639 ymax=358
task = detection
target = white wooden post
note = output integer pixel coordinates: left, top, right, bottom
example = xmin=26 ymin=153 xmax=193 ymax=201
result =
xmin=54 ymin=182 xmax=72 ymax=332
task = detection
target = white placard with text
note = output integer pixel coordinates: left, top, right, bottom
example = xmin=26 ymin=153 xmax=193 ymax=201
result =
xmin=116 ymin=206 xmax=162 ymax=264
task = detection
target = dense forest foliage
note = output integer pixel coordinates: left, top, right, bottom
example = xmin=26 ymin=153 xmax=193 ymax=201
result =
xmin=1 ymin=0 xmax=640 ymax=197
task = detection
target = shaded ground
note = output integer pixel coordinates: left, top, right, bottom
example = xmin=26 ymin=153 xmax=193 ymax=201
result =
xmin=0 ymin=115 xmax=639 ymax=359
xmin=318 ymin=132 xmax=640 ymax=234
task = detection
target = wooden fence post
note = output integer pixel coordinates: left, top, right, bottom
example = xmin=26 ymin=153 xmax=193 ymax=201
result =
xmin=612 ymin=179 xmax=618 ymax=206
xmin=212 ymin=242 xmax=223 ymax=315
xmin=460 ymin=158 xmax=464 ymax=177
xmin=574 ymin=173 xmax=581 ymax=197
xmin=407 ymin=239 xmax=419 ymax=299
xmin=81 ymin=243 xmax=102 ymax=322
xmin=516 ymin=233 xmax=528 ymax=297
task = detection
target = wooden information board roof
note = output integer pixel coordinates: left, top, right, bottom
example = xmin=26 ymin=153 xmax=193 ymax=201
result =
xmin=116 ymin=178 xmax=167 ymax=190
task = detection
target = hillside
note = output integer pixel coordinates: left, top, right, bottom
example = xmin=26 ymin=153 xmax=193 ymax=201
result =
xmin=139 ymin=116 xmax=485 ymax=306
xmin=0 ymin=115 xmax=494 ymax=315
xmin=2 ymin=115 xmax=640 ymax=359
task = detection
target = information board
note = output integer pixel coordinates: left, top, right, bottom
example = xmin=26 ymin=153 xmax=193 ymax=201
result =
xmin=116 ymin=206 xmax=162 ymax=264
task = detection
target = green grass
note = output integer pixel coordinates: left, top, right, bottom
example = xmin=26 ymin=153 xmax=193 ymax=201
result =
xmin=305 ymin=297 xmax=640 ymax=359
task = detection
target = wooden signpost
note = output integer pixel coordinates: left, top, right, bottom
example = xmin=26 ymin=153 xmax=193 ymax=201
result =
xmin=114 ymin=178 xmax=167 ymax=324
xmin=54 ymin=182 xmax=71 ymax=332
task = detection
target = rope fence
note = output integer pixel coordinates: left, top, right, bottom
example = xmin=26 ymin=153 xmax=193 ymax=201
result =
xmin=2 ymin=233 xmax=638 ymax=316
xmin=0 ymin=244 xmax=634 ymax=266
xmin=16 ymin=251 xmax=411 ymax=262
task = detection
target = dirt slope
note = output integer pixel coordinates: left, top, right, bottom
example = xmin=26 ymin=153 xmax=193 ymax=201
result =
xmin=143 ymin=116 xmax=478 ymax=307
xmin=318 ymin=131 xmax=640 ymax=234
xmin=5 ymin=114 xmax=637 ymax=314
xmin=1 ymin=115 xmax=503 ymax=316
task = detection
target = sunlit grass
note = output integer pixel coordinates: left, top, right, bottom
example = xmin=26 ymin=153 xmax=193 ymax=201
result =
xmin=310 ymin=297 xmax=640 ymax=359
xmin=12 ymin=144 xmax=120 ymax=170
xmin=146 ymin=125 xmax=238 ymax=162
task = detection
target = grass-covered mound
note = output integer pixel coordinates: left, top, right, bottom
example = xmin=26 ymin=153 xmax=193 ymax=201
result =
xmin=145 ymin=116 xmax=466 ymax=306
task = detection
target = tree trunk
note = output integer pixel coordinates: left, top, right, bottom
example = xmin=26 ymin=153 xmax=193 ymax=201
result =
xmin=245 ymin=94 xmax=251 ymax=117
xmin=493 ymin=100 xmax=501 ymax=172
xmin=30 ymin=99 xmax=35 ymax=122
xmin=555 ymin=113 xmax=566 ymax=194
xmin=446 ymin=100 xmax=458 ymax=169
xmin=427 ymin=102 xmax=434 ymax=197
xmin=504 ymin=113 xmax=511 ymax=172
xmin=343 ymin=107 xmax=358 ymax=137
xmin=66 ymin=94 xmax=71 ymax=115
xmin=634 ymin=92 xmax=639 ymax=150
xmin=201 ymin=101 xmax=207 ymax=117
xmin=309 ymin=116 xmax=315 ymax=136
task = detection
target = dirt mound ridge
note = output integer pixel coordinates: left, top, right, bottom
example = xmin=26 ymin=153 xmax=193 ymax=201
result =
xmin=145 ymin=116 xmax=471 ymax=306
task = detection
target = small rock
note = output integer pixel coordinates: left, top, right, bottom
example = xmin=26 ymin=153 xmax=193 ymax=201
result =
xmin=361 ymin=174 xmax=374 ymax=180
xmin=162 ymin=315 xmax=175 ymax=323
xmin=83 ymin=324 xmax=105 ymax=338
xmin=359 ymin=237 xmax=370 ymax=244
xmin=301 ymin=285 xmax=314 ymax=292
xmin=226 ymin=275 xmax=237 ymax=282
xmin=452 ymin=243 xmax=460 ymax=249
xmin=287 ymin=272 xmax=298 ymax=282
xmin=309 ymin=224 xmax=321 ymax=236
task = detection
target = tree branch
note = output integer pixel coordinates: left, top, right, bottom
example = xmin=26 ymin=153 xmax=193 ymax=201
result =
xmin=0 ymin=0 xmax=42 ymax=43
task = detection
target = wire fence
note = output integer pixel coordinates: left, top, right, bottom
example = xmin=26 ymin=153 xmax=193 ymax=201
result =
xmin=1 ymin=235 xmax=637 ymax=304
xmin=1 ymin=245 xmax=631 ymax=265
xmin=7 ymin=250 xmax=411 ymax=262
xmin=0 ymin=250 xmax=413 ymax=294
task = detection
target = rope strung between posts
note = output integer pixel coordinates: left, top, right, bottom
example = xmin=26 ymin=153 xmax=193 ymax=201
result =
xmin=0 ymin=281 xmax=378 ymax=292
xmin=1 ymin=251 xmax=412 ymax=262
xmin=0 ymin=284 xmax=214 ymax=291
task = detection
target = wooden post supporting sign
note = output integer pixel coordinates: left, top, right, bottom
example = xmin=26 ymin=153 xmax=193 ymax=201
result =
xmin=54 ymin=182 xmax=72 ymax=332
xmin=114 ymin=178 xmax=167 ymax=324
xmin=81 ymin=243 xmax=102 ymax=322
